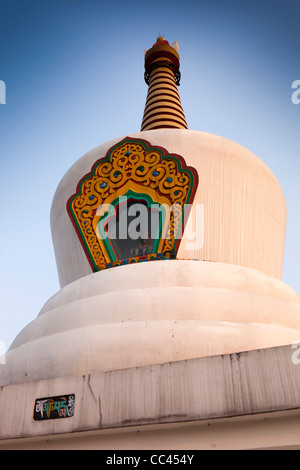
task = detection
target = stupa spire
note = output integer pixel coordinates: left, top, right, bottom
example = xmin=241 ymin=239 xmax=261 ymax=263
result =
xmin=141 ymin=37 xmax=188 ymax=131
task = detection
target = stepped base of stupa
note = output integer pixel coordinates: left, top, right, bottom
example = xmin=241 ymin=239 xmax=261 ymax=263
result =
xmin=1 ymin=260 xmax=299 ymax=387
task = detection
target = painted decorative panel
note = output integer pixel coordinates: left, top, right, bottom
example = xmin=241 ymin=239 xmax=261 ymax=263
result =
xmin=67 ymin=137 xmax=198 ymax=271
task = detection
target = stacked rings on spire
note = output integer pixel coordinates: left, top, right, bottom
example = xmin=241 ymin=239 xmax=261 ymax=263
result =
xmin=141 ymin=38 xmax=188 ymax=131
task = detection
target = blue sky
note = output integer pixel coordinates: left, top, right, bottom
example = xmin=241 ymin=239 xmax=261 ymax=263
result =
xmin=0 ymin=0 xmax=299 ymax=351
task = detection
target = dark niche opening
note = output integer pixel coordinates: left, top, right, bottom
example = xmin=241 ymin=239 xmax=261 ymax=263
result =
xmin=104 ymin=198 xmax=161 ymax=261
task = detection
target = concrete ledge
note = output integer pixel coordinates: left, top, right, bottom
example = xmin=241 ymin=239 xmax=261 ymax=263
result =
xmin=1 ymin=410 xmax=300 ymax=450
xmin=1 ymin=344 xmax=300 ymax=449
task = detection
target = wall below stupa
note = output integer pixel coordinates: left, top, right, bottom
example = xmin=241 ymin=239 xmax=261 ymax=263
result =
xmin=1 ymin=344 xmax=300 ymax=449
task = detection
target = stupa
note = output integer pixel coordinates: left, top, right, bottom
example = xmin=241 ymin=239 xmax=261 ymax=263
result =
xmin=1 ymin=38 xmax=300 ymax=450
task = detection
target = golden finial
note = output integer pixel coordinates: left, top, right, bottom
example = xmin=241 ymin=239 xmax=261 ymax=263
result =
xmin=156 ymin=33 xmax=165 ymax=42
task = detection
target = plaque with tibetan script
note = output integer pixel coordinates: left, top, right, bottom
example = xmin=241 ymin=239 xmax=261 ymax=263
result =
xmin=33 ymin=394 xmax=75 ymax=420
